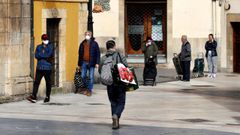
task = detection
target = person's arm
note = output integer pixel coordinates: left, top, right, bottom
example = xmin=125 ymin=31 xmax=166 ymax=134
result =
xmin=185 ymin=43 xmax=191 ymax=57
xmin=39 ymin=45 xmax=53 ymax=58
xmin=141 ymin=42 xmax=147 ymax=53
xmin=98 ymin=55 xmax=107 ymax=74
xmin=119 ymin=53 xmax=128 ymax=67
xmin=78 ymin=42 xmax=83 ymax=67
xmin=205 ymin=41 xmax=211 ymax=51
xmin=153 ymin=42 xmax=158 ymax=56
xmin=186 ymin=43 xmax=191 ymax=52
xmin=212 ymin=40 xmax=217 ymax=50
xmin=95 ymin=42 xmax=101 ymax=65
xmin=35 ymin=45 xmax=53 ymax=60
xmin=35 ymin=46 xmax=41 ymax=60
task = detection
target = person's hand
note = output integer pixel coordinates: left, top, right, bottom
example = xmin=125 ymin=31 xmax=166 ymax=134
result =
xmin=95 ymin=64 xmax=99 ymax=69
xmin=146 ymin=42 xmax=151 ymax=46
xmin=77 ymin=66 xmax=81 ymax=72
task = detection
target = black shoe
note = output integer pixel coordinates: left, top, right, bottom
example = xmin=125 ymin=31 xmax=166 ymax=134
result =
xmin=112 ymin=114 xmax=119 ymax=130
xmin=27 ymin=95 xmax=37 ymax=103
xmin=44 ymin=97 xmax=50 ymax=103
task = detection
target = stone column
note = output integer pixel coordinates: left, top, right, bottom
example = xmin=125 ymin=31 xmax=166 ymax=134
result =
xmin=0 ymin=0 xmax=33 ymax=97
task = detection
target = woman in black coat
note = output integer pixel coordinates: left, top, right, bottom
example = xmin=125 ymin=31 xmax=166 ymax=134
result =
xmin=205 ymin=34 xmax=218 ymax=78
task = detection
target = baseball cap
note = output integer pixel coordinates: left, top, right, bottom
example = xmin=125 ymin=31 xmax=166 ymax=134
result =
xmin=41 ymin=34 xmax=48 ymax=40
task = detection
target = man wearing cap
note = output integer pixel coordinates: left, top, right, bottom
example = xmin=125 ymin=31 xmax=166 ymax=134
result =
xmin=78 ymin=31 xmax=100 ymax=96
xmin=27 ymin=34 xmax=54 ymax=103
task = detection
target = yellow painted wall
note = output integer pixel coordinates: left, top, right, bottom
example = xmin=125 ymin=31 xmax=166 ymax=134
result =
xmin=34 ymin=1 xmax=80 ymax=82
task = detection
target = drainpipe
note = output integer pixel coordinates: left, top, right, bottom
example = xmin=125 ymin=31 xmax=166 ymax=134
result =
xmin=87 ymin=0 xmax=94 ymax=35
xmin=212 ymin=0 xmax=216 ymax=36
xmin=30 ymin=0 xmax=34 ymax=78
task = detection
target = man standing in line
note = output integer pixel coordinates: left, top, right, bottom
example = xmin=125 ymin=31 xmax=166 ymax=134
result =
xmin=27 ymin=34 xmax=54 ymax=103
xmin=78 ymin=31 xmax=100 ymax=96
xmin=179 ymin=35 xmax=192 ymax=82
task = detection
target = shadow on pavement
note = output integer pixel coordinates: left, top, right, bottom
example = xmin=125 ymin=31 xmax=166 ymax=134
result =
xmin=176 ymin=88 xmax=240 ymax=113
xmin=0 ymin=118 xmax=239 ymax=135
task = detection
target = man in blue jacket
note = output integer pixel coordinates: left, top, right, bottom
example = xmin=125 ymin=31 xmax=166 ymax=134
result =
xmin=78 ymin=31 xmax=100 ymax=96
xmin=27 ymin=34 xmax=54 ymax=103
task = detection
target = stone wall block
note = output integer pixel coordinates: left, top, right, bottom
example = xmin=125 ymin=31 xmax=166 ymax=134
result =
xmin=0 ymin=33 xmax=8 ymax=45
xmin=0 ymin=4 xmax=8 ymax=17
xmin=9 ymin=4 xmax=21 ymax=17
xmin=22 ymin=4 xmax=31 ymax=17
xmin=9 ymin=18 xmax=21 ymax=32
xmin=21 ymin=18 xmax=31 ymax=33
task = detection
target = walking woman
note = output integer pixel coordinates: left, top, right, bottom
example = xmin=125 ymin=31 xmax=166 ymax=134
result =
xmin=205 ymin=34 xmax=218 ymax=78
xmin=99 ymin=40 xmax=128 ymax=129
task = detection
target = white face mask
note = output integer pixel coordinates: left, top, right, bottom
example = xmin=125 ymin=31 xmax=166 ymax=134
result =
xmin=43 ymin=40 xmax=49 ymax=45
xmin=85 ymin=35 xmax=91 ymax=40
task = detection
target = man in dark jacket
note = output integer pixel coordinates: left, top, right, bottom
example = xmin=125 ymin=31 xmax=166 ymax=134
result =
xmin=205 ymin=34 xmax=218 ymax=78
xmin=179 ymin=35 xmax=191 ymax=81
xmin=78 ymin=31 xmax=100 ymax=96
xmin=27 ymin=34 xmax=54 ymax=103
xmin=99 ymin=40 xmax=128 ymax=130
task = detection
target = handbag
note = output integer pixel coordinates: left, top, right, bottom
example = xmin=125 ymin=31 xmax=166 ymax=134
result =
xmin=126 ymin=67 xmax=139 ymax=92
xmin=74 ymin=69 xmax=85 ymax=89
xmin=112 ymin=53 xmax=138 ymax=91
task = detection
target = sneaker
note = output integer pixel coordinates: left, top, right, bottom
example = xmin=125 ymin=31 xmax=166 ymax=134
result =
xmin=112 ymin=114 xmax=119 ymax=130
xmin=44 ymin=97 xmax=50 ymax=103
xmin=212 ymin=74 xmax=216 ymax=78
xmin=27 ymin=95 xmax=37 ymax=103
xmin=208 ymin=74 xmax=212 ymax=78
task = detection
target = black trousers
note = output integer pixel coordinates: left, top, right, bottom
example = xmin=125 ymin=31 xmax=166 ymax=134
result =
xmin=181 ymin=61 xmax=191 ymax=81
xmin=32 ymin=70 xmax=52 ymax=98
xmin=107 ymin=85 xmax=126 ymax=118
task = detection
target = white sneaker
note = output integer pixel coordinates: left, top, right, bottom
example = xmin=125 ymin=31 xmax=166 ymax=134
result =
xmin=212 ymin=74 xmax=216 ymax=78
xmin=208 ymin=74 xmax=212 ymax=78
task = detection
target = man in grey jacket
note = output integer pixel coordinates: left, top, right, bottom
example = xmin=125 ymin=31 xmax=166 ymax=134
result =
xmin=179 ymin=35 xmax=191 ymax=81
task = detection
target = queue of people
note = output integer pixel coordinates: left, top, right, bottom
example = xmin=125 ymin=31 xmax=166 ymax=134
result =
xmin=26 ymin=31 xmax=217 ymax=130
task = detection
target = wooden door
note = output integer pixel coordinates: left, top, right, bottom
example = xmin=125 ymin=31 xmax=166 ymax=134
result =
xmin=126 ymin=4 xmax=166 ymax=55
xmin=233 ymin=23 xmax=240 ymax=73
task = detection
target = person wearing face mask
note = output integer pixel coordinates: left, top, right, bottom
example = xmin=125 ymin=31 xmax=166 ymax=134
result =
xmin=27 ymin=34 xmax=54 ymax=103
xmin=205 ymin=34 xmax=218 ymax=78
xmin=77 ymin=31 xmax=100 ymax=96
xmin=142 ymin=37 xmax=158 ymax=65
xmin=141 ymin=37 xmax=158 ymax=85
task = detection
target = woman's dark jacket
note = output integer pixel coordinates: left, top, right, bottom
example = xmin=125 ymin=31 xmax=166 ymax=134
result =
xmin=205 ymin=40 xmax=217 ymax=57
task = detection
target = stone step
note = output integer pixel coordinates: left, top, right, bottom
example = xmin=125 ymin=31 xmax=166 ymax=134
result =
xmin=127 ymin=54 xmax=167 ymax=64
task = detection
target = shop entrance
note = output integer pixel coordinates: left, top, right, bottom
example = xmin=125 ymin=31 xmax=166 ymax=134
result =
xmin=125 ymin=0 xmax=167 ymax=56
xmin=232 ymin=22 xmax=240 ymax=73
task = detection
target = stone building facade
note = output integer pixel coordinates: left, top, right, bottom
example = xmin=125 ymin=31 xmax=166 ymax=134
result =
xmin=33 ymin=0 xmax=89 ymax=96
xmin=93 ymin=0 xmax=240 ymax=73
xmin=0 ymin=0 xmax=32 ymax=97
xmin=0 ymin=0 xmax=89 ymax=98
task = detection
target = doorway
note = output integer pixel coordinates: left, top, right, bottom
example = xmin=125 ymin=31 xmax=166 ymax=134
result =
xmin=47 ymin=18 xmax=60 ymax=87
xmin=232 ymin=22 xmax=240 ymax=73
xmin=125 ymin=1 xmax=167 ymax=56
